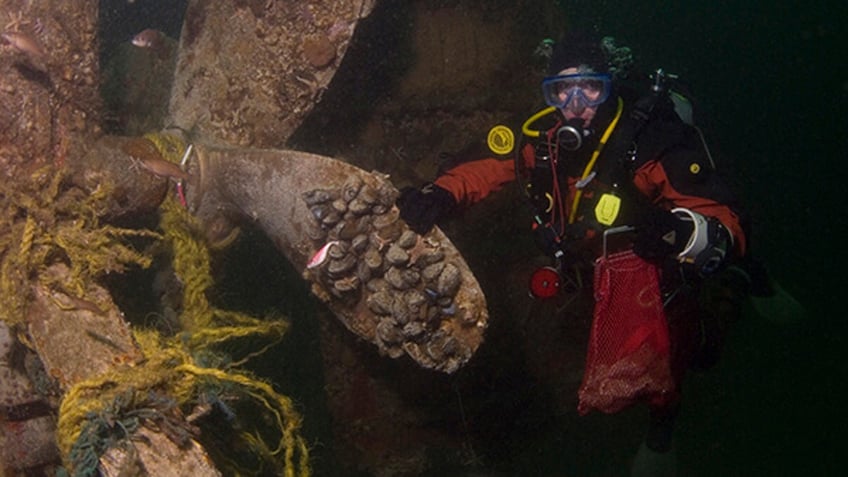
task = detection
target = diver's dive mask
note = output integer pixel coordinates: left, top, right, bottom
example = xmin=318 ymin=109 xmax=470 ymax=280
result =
xmin=541 ymin=72 xmax=612 ymax=111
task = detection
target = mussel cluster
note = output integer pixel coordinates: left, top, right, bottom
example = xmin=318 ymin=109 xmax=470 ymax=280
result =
xmin=302 ymin=174 xmax=473 ymax=368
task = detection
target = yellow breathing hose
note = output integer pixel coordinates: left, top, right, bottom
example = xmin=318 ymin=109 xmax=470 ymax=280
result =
xmin=568 ymin=97 xmax=624 ymax=223
xmin=519 ymin=98 xmax=625 ymax=224
xmin=521 ymin=106 xmax=557 ymax=137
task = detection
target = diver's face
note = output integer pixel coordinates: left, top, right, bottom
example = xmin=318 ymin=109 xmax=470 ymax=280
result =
xmin=556 ymin=67 xmax=598 ymax=127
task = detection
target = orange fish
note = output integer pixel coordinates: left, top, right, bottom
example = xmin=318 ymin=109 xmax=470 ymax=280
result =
xmin=136 ymin=155 xmax=192 ymax=182
xmin=1 ymin=30 xmax=46 ymax=59
xmin=132 ymin=28 xmax=163 ymax=49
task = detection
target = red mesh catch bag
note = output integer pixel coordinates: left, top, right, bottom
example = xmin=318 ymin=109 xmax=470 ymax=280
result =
xmin=577 ymin=250 xmax=674 ymax=415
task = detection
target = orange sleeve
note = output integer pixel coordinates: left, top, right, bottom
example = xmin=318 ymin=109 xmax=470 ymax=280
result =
xmin=433 ymin=158 xmax=518 ymax=206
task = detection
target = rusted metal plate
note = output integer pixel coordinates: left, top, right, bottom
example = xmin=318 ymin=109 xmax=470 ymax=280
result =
xmin=26 ymin=265 xmax=143 ymax=389
xmin=100 ymin=428 xmax=221 ymax=477
xmin=169 ymin=0 xmax=376 ymax=148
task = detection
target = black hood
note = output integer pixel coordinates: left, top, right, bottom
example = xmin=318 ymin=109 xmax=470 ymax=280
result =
xmin=547 ymin=30 xmax=608 ymax=75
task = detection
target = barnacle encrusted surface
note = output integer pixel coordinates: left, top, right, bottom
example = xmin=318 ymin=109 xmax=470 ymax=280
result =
xmin=302 ymin=172 xmax=487 ymax=373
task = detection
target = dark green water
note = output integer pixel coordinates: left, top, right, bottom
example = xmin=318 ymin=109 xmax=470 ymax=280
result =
xmin=564 ymin=1 xmax=846 ymax=475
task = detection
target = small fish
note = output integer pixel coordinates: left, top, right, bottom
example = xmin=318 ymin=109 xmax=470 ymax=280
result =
xmin=85 ymin=330 xmax=126 ymax=352
xmin=135 ymin=155 xmax=192 ymax=182
xmin=131 ymin=28 xmax=162 ymax=49
xmin=307 ymin=240 xmax=339 ymax=269
xmin=1 ymin=30 xmax=46 ymax=60
xmin=53 ymin=293 xmax=105 ymax=316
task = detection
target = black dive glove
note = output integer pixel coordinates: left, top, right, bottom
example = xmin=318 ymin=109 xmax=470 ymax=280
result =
xmin=633 ymin=207 xmax=694 ymax=261
xmin=397 ymin=183 xmax=457 ymax=235
xmin=634 ymin=207 xmax=732 ymax=276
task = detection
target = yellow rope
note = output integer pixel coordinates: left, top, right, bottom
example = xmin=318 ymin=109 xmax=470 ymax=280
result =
xmin=55 ymin=133 xmax=309 ymax=476
xmin=57 ymin=329 xmax=309 ymax=476
xmin=0 ymin=167 xmax=157 ymax=325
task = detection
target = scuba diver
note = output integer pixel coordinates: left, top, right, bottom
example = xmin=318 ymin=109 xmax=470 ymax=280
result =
xmin=397 ymin=31 xmax=755 ymax=475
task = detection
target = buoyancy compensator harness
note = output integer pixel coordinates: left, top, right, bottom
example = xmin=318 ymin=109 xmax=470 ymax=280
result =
xmin=513 ymin=69 xmax=704 ymax=299
xmin=515 ymin=98 xmax=622 ymax=299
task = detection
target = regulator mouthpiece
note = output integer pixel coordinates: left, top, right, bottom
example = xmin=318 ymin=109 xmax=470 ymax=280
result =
xmin=557 ymin=118 xmax=588 ymax=151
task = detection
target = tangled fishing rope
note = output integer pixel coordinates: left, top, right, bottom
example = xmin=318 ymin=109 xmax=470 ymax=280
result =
xmin=52 ymin=133 xmax=310 ymax=476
